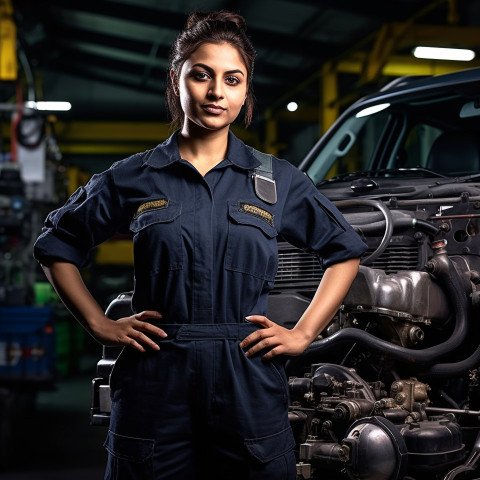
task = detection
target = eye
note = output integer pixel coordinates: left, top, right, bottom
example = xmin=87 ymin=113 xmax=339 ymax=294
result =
xmin=193 ymin=71 xmax=210 ymax=81
xmin=225 ymin=75 xmax=241 ymax=86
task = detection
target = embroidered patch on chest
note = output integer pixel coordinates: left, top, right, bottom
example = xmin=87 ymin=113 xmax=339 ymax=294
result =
xmin=239 ymin=202 xmax=274 ymax=226
xmin=135 ymin=198 xmax=168 ymax=218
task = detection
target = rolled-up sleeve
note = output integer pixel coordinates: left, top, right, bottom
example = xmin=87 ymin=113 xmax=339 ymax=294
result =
xmin=279 ymin=167 xmax=367 ymax=269
xmin=33 ymin=167 xmax=126 ymax=268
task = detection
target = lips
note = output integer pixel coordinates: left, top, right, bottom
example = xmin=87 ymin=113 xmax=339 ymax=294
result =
xmin=202 ymin=104 xmax=226 ymax=115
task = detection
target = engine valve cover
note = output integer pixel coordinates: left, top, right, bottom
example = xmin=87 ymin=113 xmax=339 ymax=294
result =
xmin=343 ymin=266 xmax=450 ymax=324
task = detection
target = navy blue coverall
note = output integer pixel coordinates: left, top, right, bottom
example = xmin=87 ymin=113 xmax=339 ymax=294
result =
xmin=34 ymin=131 xmax=367 ymax=480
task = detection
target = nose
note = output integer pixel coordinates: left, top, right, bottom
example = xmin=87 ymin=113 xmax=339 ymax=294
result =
xmin=208 ymin=78 xmax=224 ymax=99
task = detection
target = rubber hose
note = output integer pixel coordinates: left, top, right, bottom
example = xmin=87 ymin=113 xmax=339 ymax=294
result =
xmin=334 ymin=199 xmax=394 ymax=265
xmin=421 ymin=344 xmax=480 ymax=378
xmin=288 ymin=246 xmax=470 ymax=368
xmin=353 ymin=218 xmax=439 ymax=236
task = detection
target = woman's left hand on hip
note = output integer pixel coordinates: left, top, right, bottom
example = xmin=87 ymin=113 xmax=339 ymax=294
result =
xmin=239 ymin=315 xmax=311 ymax=360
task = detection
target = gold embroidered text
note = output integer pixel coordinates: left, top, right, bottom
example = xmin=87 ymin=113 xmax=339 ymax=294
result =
xmin=135 ymin=199 xmax=168 ymax=218
xmin=239 ymin=202 xmax=274 ymax=226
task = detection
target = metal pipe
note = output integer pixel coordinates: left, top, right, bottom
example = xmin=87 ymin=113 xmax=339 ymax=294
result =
xmin=425 ymin=407 xmax=480 ymax=416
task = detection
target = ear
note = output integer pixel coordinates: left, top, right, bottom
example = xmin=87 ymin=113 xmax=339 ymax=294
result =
xmin=170 ymin=70 xmax=179 ymax=96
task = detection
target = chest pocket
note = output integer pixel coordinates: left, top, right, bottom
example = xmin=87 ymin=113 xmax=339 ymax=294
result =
xmin=130 ymin=200 xmax=183 ymax=273
xmin=225 ymin=200 xmax=278 ymax=281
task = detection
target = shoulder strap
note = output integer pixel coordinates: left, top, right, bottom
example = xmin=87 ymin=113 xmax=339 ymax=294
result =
xmin=248 ymin=147 xmax=273 ymax=180
xmin=247 ymin=146 xmax=277 ymax=204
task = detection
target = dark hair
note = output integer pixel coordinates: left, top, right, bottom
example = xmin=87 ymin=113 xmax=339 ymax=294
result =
xmin=166 ymin=10 xmax=256 ymax=129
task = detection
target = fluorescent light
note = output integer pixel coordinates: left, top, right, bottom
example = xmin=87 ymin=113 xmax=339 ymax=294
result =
xmin=355 ymin=103 xmax=390 ymax=118
xmin=25 ymin=101 xmax=72 ymax=111
xmin=413 ymin=46 xmax=476 ymax=61
xmin=287 ymin=101 xmax=298 ymax=112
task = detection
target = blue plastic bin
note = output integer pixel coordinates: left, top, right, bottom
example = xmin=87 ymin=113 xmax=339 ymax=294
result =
xmin=0 ymin=306 xmax=56 ymax=383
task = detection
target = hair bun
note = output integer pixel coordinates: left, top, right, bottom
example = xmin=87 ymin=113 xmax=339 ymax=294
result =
xmin=185 ymin=10 xmax=246 ymax=31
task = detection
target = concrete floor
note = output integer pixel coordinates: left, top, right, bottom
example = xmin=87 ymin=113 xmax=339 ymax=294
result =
xmin=2 ymin=369 xmax=108 ymax=480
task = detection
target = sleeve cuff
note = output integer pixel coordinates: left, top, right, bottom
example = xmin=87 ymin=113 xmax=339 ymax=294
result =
xmin=33 ymin=231 xmax=90 ymax=269
xmin=319 ymin=228 xmax=368 ymax=269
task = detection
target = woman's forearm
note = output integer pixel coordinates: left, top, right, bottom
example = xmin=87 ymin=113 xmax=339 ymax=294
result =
xmin=41 ymin=261 xmax=108 ymax=337
xmin=41 ymin=261 xmax=166 ymax=351
xmin=240 ymin=257 xmax=361 ymax=359
xmin=292 ymin=257 xmax=360 ymax=343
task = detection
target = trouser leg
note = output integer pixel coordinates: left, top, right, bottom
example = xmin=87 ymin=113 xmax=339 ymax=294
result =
xmin=106 ymin=341 xmax=197 ymax=480
xmin=194 ymin=333 xmax=296 ymax=480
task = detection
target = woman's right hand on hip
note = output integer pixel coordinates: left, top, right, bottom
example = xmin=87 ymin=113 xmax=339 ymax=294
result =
xmin=92 ymin=310 xmax=167 ymax=352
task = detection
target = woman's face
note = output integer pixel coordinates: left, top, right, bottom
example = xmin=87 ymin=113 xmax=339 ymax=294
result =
xmin=174 ymin=42 xmax=248 ymax=132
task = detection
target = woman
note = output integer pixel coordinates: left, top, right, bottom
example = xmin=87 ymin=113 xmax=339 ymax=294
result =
xmin=34 ymin=10 xmax=367 ymax=480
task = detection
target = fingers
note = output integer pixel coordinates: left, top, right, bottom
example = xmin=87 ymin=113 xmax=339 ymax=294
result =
xmin=261 ymin=346 xmax=281 ymax=361
xmin=133 ymin=313 xmax=168 ymax=339
xmin=241 ymin=335 xmax=279 ymax=359
xmin=245 ymin=315 xmax=271 ymax=327
xmin=128 ymin=327 xmax=162 ymax=352
xmin=128 ymin=312 xmax=168 ymax=351
xmin=241 ymin=315 xmax=273 ymax=354
xmin=241 ymin=316 xmax=302 ymax=360
xmin=107 ymin=311 xmax=167 ymax=352
xmin=124 ymin=336 xmax=152 ymax=353
xmin=240 ymin=318 xmax=278 ymax=358
xmin=134 ymin=310 xmax=163 ymax=322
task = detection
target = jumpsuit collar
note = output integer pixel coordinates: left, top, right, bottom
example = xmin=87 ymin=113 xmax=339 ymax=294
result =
xmin=143 ymin=129 xmax=261 ymax=171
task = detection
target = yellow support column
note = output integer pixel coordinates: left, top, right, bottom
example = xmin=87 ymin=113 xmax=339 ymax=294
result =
xmin=0 ymin=0 xmax=16 ymax=81
xmin=320 ymin=61 xmax=338 ymax=135
xmin=264 ymin=108 xmax=279 ymax=157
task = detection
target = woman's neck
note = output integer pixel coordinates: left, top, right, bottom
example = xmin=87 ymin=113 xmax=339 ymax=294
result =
xmin=177 ymin=124 xmax=229 ymax=176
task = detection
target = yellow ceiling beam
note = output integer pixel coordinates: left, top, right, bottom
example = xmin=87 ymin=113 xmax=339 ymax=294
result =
xmin=56 ymin=143 xmax=157 ymax=155
xmin=52 ymin=121 xmax=258 ymax=144
xmin=360 ymin=23 xmax=413 ymax=84
xmin=0 ymin=120 xmax=260 ymax=156
xmin=53 ymin=121 xmax=172 ymax=142
xmin=382 ymin=56 xmax=480 ymax=76
xmin=357 ymin=22 xmax=480 ymax=84
xmin=337 ymin=52 xmax=480 ymax=76
xmin=399 ymin=23 xmax=480 ymax=48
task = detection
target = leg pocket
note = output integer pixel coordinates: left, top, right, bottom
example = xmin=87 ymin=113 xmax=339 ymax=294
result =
xmin=244 ymin=427 xmax=296 ymax=480
xmin=104 ymin=430 xmax=154 ymax=480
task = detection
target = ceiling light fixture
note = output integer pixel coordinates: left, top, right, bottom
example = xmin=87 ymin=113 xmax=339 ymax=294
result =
xmin=412 ymin=46 xmax=476 ymax=62
xmin=25 ymin=101 xmax=72 ymax=111
xmin=287 ymin=101 xmax=298 ymax=112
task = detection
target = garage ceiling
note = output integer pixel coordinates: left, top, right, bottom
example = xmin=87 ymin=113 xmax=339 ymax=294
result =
xmin=9 ymin=0 xmax=480 ymax=125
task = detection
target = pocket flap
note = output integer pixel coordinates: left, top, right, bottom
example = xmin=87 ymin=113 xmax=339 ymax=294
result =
xmin=245 ymin=426 xmax=295 ymax=463
xmin=130 ymin=200 xmax=181 ymax=233
xmin=104 ymin=430 xmax=154 ymax=463
xmin=228 ymin=201 xmax=277 ymax=238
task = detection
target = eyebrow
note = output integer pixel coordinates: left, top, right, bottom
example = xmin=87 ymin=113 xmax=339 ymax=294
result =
xmin=192 ymin=63 xmax=245 ymax=77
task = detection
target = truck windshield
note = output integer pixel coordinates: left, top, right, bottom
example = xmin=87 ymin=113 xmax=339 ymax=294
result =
xmin=305 ymin=111 xmax=390 ymax=185
xmin=305 ymin=88 xmax=480 ymax=185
